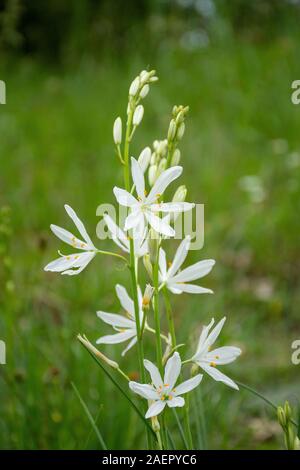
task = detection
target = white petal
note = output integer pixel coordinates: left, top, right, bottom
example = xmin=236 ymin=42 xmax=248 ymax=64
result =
xmin=145 ymin=211 xmax=175 ymax=237
xmin=167 ymin=237 xmax=191 ymax=279
xmin=44 ymin=254 xmax=79 ymax=272
xmin=96 ymin=311 xmax=135 ymax=329
xmin=96 ymin=329 xmax=136 ymax=345
xmin=200 ymin=363 xmax=239 ymax=390
xmin=121 ymin=337 xmax=137 ymax=356
xmin=158 ymin=248 xmax=167 ymax=280
xmin=171 ymin=259 xmax=215 ymax=284
xmin=194 ymin=318 xmax=215 ymax=357
xmin=129 ymin=382 xmax=159 ymax=400
xmin=144 ymin=360 xmax=163 ymax=389
xmin=131 ymin=157 xmax=145 ymax=200
xmin=61 ymin=252 xmax=95 ymax=275
xmin=104 ymin=214 xmax=129 ymax=252
xmin=206 ymin=346 xmax=242 ymax=365
xmin=115 ymin=284 xmax=134 ymax=318
xmin=124 ymin=210 xmax=143 ymax=231
xmin=64 ymin=205 xmax=95 ymax=249
xmin=174 ymin=374 xmax=203 ymax=396
xmin=204 ymin=317 xmax=226 ymax=350
xmin=50 ymin=225 xmax=88 ymax=250
xmin=164 ymin=352 xmax=181 ymax=389
xmin=145 ymin=400 xmax=166 ymax=418
xmin=171 ymin=283 xmax=213 ymax=294
xmin=167 ymin=396 xmax=185 ymax=408
xmin=113 ymin=187 xmax=138 ymax=207
xmin=146 ymin=166 xmax=183 ymax=204
xmin=150 ymin=202 xmax=194 ymax=213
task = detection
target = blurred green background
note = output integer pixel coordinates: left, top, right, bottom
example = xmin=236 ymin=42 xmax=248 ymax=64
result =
xmin=0 ymin=0 xmax=300 ymax=449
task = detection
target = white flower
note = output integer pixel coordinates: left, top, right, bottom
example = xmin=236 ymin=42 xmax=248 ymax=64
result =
xmin=192 ymin=317 xmax=241 ymax=390
xmin=129 ymin=352 xmax=202 ymax=418
xmin=96 ymin=284 xmax=144 ymax=356
xmin=103 ymin=214 xmax=148 ymax=258
xmin=159 ymin=236 xmax=215 ymax=294
xmin=113 ymin=157 xmax=194 ymax=237
xmin=133 ymin=105 xmax=144 ymax=126
xmin=44 ymin=205 xmax=97 ymax=276
xmin=113 ymin=117 xmax=122 ymax=145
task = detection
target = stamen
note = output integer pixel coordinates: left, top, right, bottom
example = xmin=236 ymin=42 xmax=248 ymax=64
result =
xmin=210 ymin=362 xmax=216 ymax=367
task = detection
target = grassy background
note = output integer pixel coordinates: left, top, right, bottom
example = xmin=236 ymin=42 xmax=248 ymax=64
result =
xmin=1 ymin=20 xmax=300 ymax=449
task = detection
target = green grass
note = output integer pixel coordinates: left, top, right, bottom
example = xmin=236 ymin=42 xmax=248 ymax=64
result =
xmin=1 ymin=31 xmax=300 ymax=449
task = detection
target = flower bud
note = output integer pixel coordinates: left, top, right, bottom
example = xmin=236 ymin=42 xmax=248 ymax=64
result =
xmin=151 ymin=413 xmax=160 ymax=432
xmin=142 ymin=284 xmax=154 ymax=309
xmin=172 ymin=185 xmax=187 ymax=203
xmin=158 ymin=158 xmax=167 ymax=174
xmin=143 ymin=254 xmax=153 ymax=279
xmin=133 ymin=105 xmax=144 ymax=126
xmin=148 ymin=229 xmax=159 ymax=265
xmin=277 ymin=406 xmax=286 ymax=428
xmin=177 ymin=122 xmax=185 ymax=140
xmin=148 ymin=164 xmax=158 ymax=186
xmin=284 ymin=401 xmax=292 ymax=421
xmin=168 ymin=119 xmax=176 ymax=141
xmin=140 ymin=84 xmax=149 ymax=99
xmin=191 ymin=363 xmax=200 ymax=377
xmin=129 ymin=77 xmax=140 ymax=96
xmin=171 ymin=149 xmax=181 ymax=166
xmin=138 ymin=147 xmax=151 ymax=172
xmin=77 ymin=334 xmax=119 ymax=369
xmin=113 ymin=117 xmax=122 ymax=145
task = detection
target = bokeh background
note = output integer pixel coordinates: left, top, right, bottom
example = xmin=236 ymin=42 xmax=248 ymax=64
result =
xmin=1 ymin=0 xmax=300 ymax=449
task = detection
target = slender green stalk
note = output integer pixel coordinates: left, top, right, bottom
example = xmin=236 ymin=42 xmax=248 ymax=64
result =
xmin=153 ymin=258 xmax=163 ymax=373
xmin=123 ymin=95 xmax=151 ymax=448
xmin=163 ymin=288 xmax=193 ymax=449
xmin=172 ymin=409 xmax=189 ymax=449
xmin=71 ymin=382 xmax=107 ymax=450
xmin=236 ymin=380 xmax=298 ymax=428
xmin=78 ymin=338 xmax=157 ymax=440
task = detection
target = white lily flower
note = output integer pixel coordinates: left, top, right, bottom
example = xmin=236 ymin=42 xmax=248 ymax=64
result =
xmin=44 ymin=205 xmax=97 ymax=276
xmin=103 ymin=213 xmax=148 ymax=258
xmin=129 ymin=352 xmax=202 ymax=418
xmin=192 ymin=317 xmax=241 ymax=390
xmin=159 ymin=236 xmax=215 ymax=294
xmin=113 ymin=157 xmax=194 ymax=237
xmin=96 ymin=284 xmax=144 ymax=356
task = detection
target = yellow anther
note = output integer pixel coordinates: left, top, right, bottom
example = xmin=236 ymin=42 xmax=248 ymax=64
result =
xmin=169 ymin=395 xmax=173 ymax=400
xmin=210 ymin=362 xmax=216 ymax=368
xmin=66 ymin=256 xmax=71 ymax=260
xmin=144 ymin=190 xmax=148 ymax=196
xmin=75 ymin=255 xmax=79 ymax=260
xmin=164 ymin=383 xmax=169 ymax=387
xmin=80 ymin=243 xmax=86 ymax=248
xmin=168 ymin=261 xmax=172 ymax=268
xmin=215 ymin=355 xmax=219 ymax=359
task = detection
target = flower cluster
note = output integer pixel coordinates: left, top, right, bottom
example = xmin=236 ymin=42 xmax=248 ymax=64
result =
xmin=44 ymin=69 xmax=241 ymax=448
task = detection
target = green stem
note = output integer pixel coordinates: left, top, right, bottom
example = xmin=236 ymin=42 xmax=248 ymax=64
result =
xmin=163 ymin=288 xmax=193 ymax=449
xmin=123 ymin=97 xmax=151 ymax=448
xmin=153 ymin=256 xmax=163 ymax=374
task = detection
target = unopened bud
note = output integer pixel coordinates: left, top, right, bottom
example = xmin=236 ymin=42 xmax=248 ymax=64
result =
xmin=143 ymin=254 xmax=153 ymax=279
xmin=191 ymin=363 xmax=200 ymax=377
xmin=142 ymin=284 xmax=154 ymax=309
xmin=148 ymin=229 xmax=159 ymax=265
xmin=148 ymin=164 xmax=158 ymax=186
xmin=277 ymin=406 xmax=286 ymax=428
xmin=158 ymin=158 xmax=167 ymax=175
xmin=129 ymin=77 xmax=140 ymax=96
xmin=133 ymin=105 xmax=144 ymax=126
xmin=177 ymin=122 xmax=185 ymax=140
xmin=171 ymin=149 xmax=181 ymax=166
xmin=168 ymin=119 xmax=176 ymax=141
xmin=138 ymin=147 xmax=151 ymax=172
xmin=151 ymin=413 xmax=160 ymax=432
xmin=77 ymin=334 xmax=119 ymax=369
xmin=284 ymin=401 xmax=292 ymax=421
xmin=172 ymin=185 xmax=187 ymax=203
xmin=140 ymin=84 xmax=149 ymax=99
xmin=113 ymin=117 xmax=122 ymax=145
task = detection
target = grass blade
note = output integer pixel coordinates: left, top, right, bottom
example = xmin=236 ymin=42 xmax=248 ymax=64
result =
xmin=172 ymin=409 xmax=188 ymax=449
xmin=71 ymin=381 xmax=107 ymax=450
